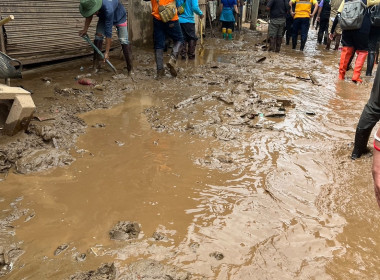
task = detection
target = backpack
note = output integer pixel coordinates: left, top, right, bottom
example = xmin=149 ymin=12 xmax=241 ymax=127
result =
xmin=370 ymin=4 xmax=380 ymax=26
xmin=339 ymin=0 xmax=366 ymax=30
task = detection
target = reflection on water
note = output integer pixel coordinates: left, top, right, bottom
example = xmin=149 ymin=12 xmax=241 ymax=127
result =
xmin=1 ymin=28 xmax=380 ymax=279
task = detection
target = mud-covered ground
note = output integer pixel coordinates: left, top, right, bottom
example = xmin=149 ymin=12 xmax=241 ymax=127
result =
xmin=1 ymin=24 xmax=380 ymax=279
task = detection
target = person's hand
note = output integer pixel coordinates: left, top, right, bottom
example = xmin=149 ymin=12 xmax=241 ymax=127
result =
xmin=237 ymin=12 xmax=241 ymax=17
xmin=317 ymin=16 xmax=320 ymax=22
xmin=329 ymin=33 xmax=334 ymax=40
xmin=78 ymin=29 xmax=87 ymax=37
xmin=200 ymin=14 xmax=205 ymax=20
xmin=104 ymin=51 xmax=110 ymax=61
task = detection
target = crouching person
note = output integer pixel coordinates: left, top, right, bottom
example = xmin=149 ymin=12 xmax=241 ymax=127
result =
xmin=79 ymin=0 xmax=133 ymax=74
xmin=143 ymin=0 xmax=184 ymax=78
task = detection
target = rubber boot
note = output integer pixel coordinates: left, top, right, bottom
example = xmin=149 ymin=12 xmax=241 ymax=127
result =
xmin=326 ymin=37 xmax=331 ymax=50
xmin=317 ymin=30 xmax=323 ymax=44
xmin=339 ymin=46 xmax=355 ymax=80
xmin=155 ymin=49 xmax=165 ymax=79
xmin=334 ymin=34 xmax=341 ymax=50
xmin=275 ymin=36 xmax=282 ymax=52
xmin=188 ymin=40 xmax=197 ymax=59
xmin=286 ymin=35 xmax=290 ymax=45
xmin=351 ymin=127 xmax=373 ymax=159
xmin=267 ymin=37 xmax=274 ymax=52
xmin=292 ymin=38 xmax=297 ymax=50
xmin=352 ymin=50 xmax=368 ymax=83
xmin=121 ymin=44 xmax=133 ymax=75
xmin=167 ymin=41 xmax=181 ymax=77
xmin=300 ymin=39 xmax=306 ymax=51
xmin=93 ymin=39 xmax=103 ymax=70
xmin=346 ymin=50 xmax=356 ymax=71
xmin=366 ymin=51 xmax=376 ymax=76
xmin=180 ymin=41 xmax=187 ymax=59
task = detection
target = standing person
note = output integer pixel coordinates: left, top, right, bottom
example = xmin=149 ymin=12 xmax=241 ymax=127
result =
xmin=331 ymin=0 xmax=370 ymax=83
xmin=78 ymin=0 xmax=133 ymax=74
xmin=351 ymin=64 xmax=380 ymax=160
xmin=326 ymin=0 xmax=343 ymax=50
xmin=266 ymin=0 xmax=289 ymax=52
xmin=289 ymin=0 xmax=319 ymax=51
xmin=143 ymin=0 xmax=184 ymax=78
xmin=220 ymin=0 xmax=240 ymax=34
xmin=178 ymin=0 xmax=204 ymax=60
xmin=284 ymin=8 xmax=294 ymax=45
xmin=316 ymin=0 xmax=331 ymax=45
xmin=366 ymin=23 xmax=380 ymax=76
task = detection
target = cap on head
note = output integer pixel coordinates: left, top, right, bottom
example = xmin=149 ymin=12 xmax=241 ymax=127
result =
xmin=79 ymin=0 xmax=102 ymax=17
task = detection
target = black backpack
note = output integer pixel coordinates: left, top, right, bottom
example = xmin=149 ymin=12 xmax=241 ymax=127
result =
xmin=370 ymin=4 xmax=380 ymax=26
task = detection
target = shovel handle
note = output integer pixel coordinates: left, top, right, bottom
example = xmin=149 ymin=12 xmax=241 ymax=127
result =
xmin=82 ymin=34 xmax=117 ymax=74
xmin=0 ymin=15 xmax=14 ymax=27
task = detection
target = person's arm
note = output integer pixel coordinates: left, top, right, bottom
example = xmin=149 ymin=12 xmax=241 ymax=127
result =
xmin=266 ymin=0 xmax=273 ymax=12
xmin=310 ymin=1 xmax=319 ymax=17
xmin=289 ymin=0 xmax=295 ymax=17
xmin=373 ymin=129 xmax=380 ymax=208
xmin=316 ymin=0 xmax=323 ymax=21
xmin=79 ymin=15 xmax=93 ymax=37
xmin=192 ymin=0 xmax=205 ymax=19
xmin=220 ymin=0 xmax=224 ymax=13
xmin=329 ymin=13 xmax=340 ymax=38
xmin=234 ymin=4 xmax=239 ymax=15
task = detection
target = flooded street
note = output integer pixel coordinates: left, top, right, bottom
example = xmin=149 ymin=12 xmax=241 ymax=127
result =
xmin=1 ymin=26 xmax=380 ymax=279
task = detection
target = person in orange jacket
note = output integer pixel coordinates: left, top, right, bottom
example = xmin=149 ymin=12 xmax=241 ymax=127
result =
xmin=143 ymin=0 xmax=184 ymax=78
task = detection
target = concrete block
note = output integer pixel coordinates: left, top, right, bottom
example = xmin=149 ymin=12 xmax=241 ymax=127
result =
xmin=4 ymin=94 xmax=36 ymax=136
xmin=0 ymin=84 xmax=30 ymax=100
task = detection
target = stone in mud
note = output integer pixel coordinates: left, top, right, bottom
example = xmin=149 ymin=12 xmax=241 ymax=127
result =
xmin=152 ymin=231 xmax=165 ymax=241
xmin=75 ymin=253 xmax=86 ymax=262
xmin=210 ymin=251 xmax=224 ymax=260
xmin=54 ymin=243 xmax=69 ymax=256
xmin=119 ymin=260 xmax=191 ymax=280
xmin=67 ymin=263 xmax=116 ymax=280
xmin=0 ymin=246 xmax=24 ymax=277
xmin=109 ymin=221 xmax=141 ymax=241
xmin=0 ymin=150 xmax=11 ymax=172
xmin=276 ymin=99 xmax=295 ymax=108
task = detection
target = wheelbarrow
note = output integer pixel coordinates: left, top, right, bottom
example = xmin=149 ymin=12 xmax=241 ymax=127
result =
xmin=0 ymin=51 xmax=22 ymax=79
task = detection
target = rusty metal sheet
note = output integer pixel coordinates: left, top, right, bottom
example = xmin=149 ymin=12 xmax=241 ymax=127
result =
xmin=0 ymin=0 xmax=129 ymax=65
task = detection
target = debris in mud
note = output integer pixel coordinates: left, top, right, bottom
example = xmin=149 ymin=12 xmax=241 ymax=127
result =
xmin=91 ymin=123 xmax=106 ymax=128
xmin=152 ymin=231 xmax=165 ymax=241
xmin=67 ymin=263 xmax=116 ymax=280
xmin=109 ymin=221 xmax=141 ymax=241
xmin=284 ymin=72 xmax=311 ymax=82
xmin=210 ymin=251 xmax=224 ymax=260
xmin=0 ymin=246 xmax=24 ymax=276
xmin=75 ymin=253 xmax=86 ymax=262
xmin=54 ymin=243 xmax=69 ymax=256
xmin=213 ymin=126 xmax=237 ymax=141
xmin=212 ymin=92 xmax=234 ymax=105
xmin=174 ymin=95 xmax=204 ymax=109
xmin=15 ymin=149 xmax=74 ymax=174
xmin=306 ymin=111 xmax=316 ymax=116
xmin=256 ymin=57 xmax=266 ymax=63
xmin=54 ymin=87 xmax=86 ymax=96
xmin=115 ymin=140 xmax=125 ymax=147
xmin=77 ymin=77 xmax=96 ymax=86
xmin=118 ymin=260 xmax=191 ymax=280
xmin=189 ymin=242 xmax=200 ymax=253
xmin=32 ymin=115 xmax=55 ymax=122
xmin=309 ymin=73 xmax=321 ymax=86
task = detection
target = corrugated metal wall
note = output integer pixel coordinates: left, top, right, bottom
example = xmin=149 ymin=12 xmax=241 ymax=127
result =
xmin=0 ymin=0 xmax=128 ymax=65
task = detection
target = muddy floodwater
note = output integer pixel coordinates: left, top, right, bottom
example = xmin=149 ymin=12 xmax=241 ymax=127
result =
xmin=1 ymin=27 xmax=380 ymax=279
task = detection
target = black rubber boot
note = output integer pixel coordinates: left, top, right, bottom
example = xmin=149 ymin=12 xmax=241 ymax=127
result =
xmin=351 ymin=127 xmax=373 ymax=160
xmin=180 ymin=41 xmax=187 ymax=59
xmin=93 ymin=39 xmax=103 ymax=70
xmin=317 ymin=31 xmax=323 ymax=44
xmin=292 ymin=39 xmax=297 ymax=49
xmin=286 ymin=35 xmax=290 ymax=45
xmin=188 ymin=40 xmax=196 ymax=59
xmin=366 ymin=51 xmax=376 ymax=76
xmin=275 ymin=36 xmax=282 ymax=52
xmin=300 ymin=39 xmax=306 ymax=51
xmin=268 ymin=37 xmax=276 ymax=52
xmin=155 ymin=49 xmax=165 ymax=79
xmin=121 ymin=44 xmax=133 ymax=75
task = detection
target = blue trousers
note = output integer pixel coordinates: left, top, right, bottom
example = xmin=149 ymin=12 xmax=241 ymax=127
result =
xmin=292 ymin=17 xmax=310 ymax=43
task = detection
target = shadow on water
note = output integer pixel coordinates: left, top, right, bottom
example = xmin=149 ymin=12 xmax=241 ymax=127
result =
xmin=1 ymin=27 xmax=380 ymax=279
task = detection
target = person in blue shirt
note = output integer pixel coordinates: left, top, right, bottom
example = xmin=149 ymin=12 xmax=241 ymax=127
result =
xmin=177 ymin=0 xmax=204 ymax=59
xmin=78 ymin=0 xmax=133 ymax=75
xmin=220 ymin=0 xmax=240 ymax=33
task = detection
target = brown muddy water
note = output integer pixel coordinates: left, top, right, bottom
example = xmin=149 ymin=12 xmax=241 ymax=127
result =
xmin=1 ymin=26 xmax=380 ymax=279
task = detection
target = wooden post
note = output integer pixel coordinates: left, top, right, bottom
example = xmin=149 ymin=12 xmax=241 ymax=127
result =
xmin=249 ymin=0 xmax=260 ymax=30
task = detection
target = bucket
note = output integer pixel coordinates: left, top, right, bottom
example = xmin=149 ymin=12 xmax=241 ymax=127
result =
xmin=0 ymin=51 xmax=22 ymax=79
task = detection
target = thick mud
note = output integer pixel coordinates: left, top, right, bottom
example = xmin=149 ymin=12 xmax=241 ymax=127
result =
xmin=1 ymin=25 xmax=380 ymax=279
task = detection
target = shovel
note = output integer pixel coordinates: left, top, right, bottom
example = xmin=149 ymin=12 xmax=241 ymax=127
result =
xmin=82 ymin=34 xmax=117 ymax=74
xmin=199 ymin=19 xmax=205 ymax=57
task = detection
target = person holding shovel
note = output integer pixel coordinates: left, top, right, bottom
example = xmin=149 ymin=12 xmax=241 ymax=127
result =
xmin=177 ymin=0 xmax=204 ymax=60
xmin=78 ymin=0 xmax=133 ymax=75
